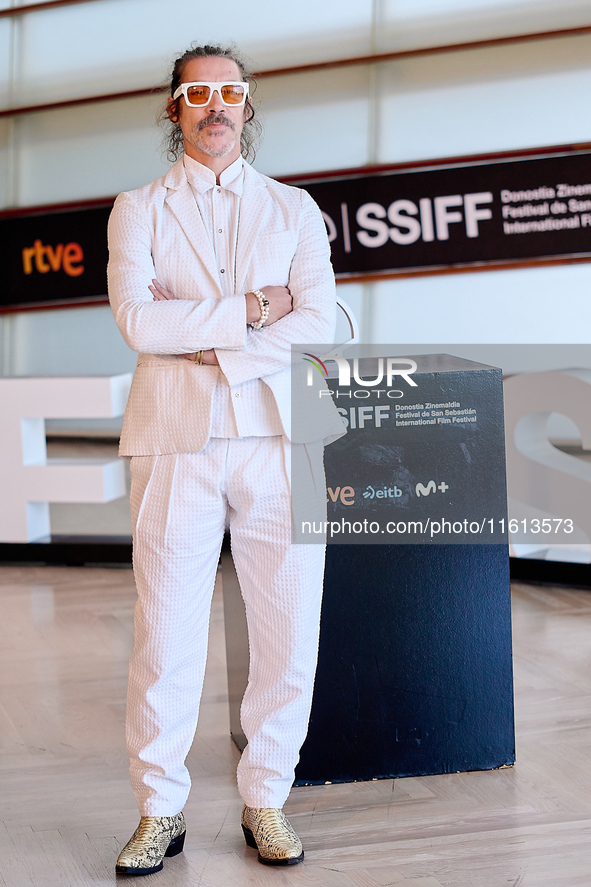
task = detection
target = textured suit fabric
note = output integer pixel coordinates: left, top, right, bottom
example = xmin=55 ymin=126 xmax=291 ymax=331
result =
xmin=107 ymin=158 xmax=344 ymax=454
xmin=108 ymin=156 xmax=341 ymax=817
xmin=127 ymin=438 xmax=326 ymax=814
xmin=182 ymin=154 xmax=283 ymax=438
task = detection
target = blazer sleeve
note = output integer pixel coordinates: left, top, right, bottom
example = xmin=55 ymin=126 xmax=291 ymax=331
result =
xmin=107 ymin=191 xmax=247 ymax=354
xmin=215 ymin=190 xmax=336 ymax=387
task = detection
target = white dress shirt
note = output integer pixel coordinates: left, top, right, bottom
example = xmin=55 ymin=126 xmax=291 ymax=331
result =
xmin=183 ymin=154 xmax=283 ymax=439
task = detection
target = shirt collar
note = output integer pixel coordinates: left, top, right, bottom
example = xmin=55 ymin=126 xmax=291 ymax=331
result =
xmin=183 ymin=154 xmax=244 ymax=197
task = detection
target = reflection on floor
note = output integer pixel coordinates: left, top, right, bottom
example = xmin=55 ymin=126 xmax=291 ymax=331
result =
xmin=2 ymin=568 xmax=591 ymax=886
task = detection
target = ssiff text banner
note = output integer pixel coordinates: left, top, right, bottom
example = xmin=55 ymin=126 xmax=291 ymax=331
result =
xmin=2 ymin=149 xmax=591 ymax=310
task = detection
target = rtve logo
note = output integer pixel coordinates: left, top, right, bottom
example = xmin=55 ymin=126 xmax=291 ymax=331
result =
xmin=22 ymin=240 xmax=84 ymax=277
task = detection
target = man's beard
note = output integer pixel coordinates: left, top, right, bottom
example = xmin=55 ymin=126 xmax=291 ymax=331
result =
xmin=191 ymin=112 xmax=238 ymax=158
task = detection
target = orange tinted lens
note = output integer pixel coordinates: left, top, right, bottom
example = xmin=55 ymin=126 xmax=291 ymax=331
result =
xmin=185 ymin=85 xmax=210 ymax=105
xmin=220 ymin=84 xmax=245 ymax=104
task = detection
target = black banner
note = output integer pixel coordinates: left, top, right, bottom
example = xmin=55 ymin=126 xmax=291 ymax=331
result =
xmin=1 ymin=204 xmax=112 ymax=311
xmin=301 ymin=149 xmax=591 ymax=277
xmin=2 ymin=147 xmax=591 ymax=311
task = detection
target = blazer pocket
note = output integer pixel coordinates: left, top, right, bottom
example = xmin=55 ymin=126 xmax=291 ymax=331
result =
xmin=246 ymin=231 xmax=297 ymax=284
xmin=255 ymin=230 xmax=296 ymax=251
xmin=136 ymin=356 xmax=180 ymax=367
xmin=256 ymin=229 xmax=291 ymax=241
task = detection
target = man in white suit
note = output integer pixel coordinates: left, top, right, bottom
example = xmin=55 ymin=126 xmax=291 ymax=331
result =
xmin=108 ymin=43 xmax=343 ymax=875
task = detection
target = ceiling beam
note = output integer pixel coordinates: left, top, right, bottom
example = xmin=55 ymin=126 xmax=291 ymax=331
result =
xmin=1 ymin=22 xmax=590 ymax=118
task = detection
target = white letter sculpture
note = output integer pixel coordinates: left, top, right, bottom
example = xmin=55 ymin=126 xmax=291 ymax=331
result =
xmin=503 ymin=369 xmax=591 ymax=564
xmin=0 ymin=374 xmax=131 ymax=543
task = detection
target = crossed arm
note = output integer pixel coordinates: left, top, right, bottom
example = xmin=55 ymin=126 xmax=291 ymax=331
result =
xmin=108 ymin=188 xmax=336 ymax=385
xmin=148 ymin=279 xmax=294 ymax=365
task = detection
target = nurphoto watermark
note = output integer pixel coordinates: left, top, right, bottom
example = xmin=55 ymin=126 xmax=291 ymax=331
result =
xmin=291 ymin=344 xmax=591 ymax=557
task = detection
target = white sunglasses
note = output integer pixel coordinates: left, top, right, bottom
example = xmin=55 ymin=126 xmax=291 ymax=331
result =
xmin=172 ymin=81 xmax=249 ymax=107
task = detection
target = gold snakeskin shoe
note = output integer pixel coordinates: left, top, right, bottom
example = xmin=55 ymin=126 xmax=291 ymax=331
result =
xmin=241 ymin=805 xmax=304 ymax=866
xmin=115 ymin=812 xmax=186 ymax=876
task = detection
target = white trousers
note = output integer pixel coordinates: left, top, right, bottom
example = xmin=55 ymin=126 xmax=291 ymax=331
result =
xmin=127 ymin=436 xmax=326 ymax=815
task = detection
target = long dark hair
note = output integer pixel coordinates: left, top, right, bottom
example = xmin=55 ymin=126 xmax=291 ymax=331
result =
xmin=160 ymin=43 xmax=262 ymax=163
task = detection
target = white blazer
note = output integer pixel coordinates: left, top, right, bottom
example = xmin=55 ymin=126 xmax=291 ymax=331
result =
xmin=107 ymin=158 xmax=345 ymax=455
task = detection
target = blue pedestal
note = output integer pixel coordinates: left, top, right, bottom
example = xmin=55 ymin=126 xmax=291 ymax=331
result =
xmin=295 ymin=543 xmax=514 ymax=783
xmin=295 ymin=354 xmax=514 ymax=783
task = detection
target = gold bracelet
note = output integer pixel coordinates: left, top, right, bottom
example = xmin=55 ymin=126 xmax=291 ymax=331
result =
xmin=194 ymin=350 xmax=204 ymax=365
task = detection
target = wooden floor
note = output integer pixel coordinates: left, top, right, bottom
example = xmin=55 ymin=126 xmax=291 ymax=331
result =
xmin=2 ymin=567 xmax=591 ymax=886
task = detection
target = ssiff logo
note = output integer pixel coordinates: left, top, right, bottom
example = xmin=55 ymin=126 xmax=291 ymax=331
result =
xmin=304 ymin=354 xmax=418 ymax=388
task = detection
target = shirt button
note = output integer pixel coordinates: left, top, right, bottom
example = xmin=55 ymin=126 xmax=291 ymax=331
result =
xmin=217 ymin=188 xmax=221 ymax=193
xmin=218 ymin=228 xmax=223 ymax=233
xmin=220 ymin=268 xmax=225 ymax=273
xmin=235 ymin=393 xmax=240 ymax=398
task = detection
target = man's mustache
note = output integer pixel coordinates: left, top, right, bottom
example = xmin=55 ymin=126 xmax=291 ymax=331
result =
xmin=195 ymin=113 xmax=236 ymax=132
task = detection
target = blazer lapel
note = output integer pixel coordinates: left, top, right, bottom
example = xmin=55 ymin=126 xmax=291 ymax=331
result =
xmin=235 ymin=165 xmax=273 ymax=294
xmin=164 ymin=164 xmax=221 ymax=292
